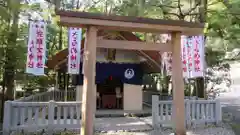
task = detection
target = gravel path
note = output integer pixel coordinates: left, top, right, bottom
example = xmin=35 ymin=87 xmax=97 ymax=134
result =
xmin=95 ymin=117 xmax=234 ymax=135
xmin=14 ymin=116 xmax=235 ymax=135
xmin=49 ymin=117 xmax=234 ymax=135
xmin=94 ymin=117 xmax=153 ymax=132
xmin=95 ymin=126 xmax=235 ymax=135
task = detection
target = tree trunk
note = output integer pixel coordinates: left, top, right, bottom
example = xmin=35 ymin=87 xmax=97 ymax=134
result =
xmin=195 ymin=0 xmax=207 ymax=98
xmin=59 ymin=26 xmax=63 ymax=50
xmin=196 ymin=78 xmax=204 ymax=98
xmin=0 ymin=77 xmax=6 ymax=123
xmin=4 ymin=1 xmax=20 ymax=100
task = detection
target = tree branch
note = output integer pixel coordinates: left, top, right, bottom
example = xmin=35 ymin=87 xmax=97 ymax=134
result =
xmin=82 ymin=0 xmax=102 ymax=11
xmin=183 ymin=0 xmax=201 ymax=16
xmin=76 ymin=0 xmax=80 ymax=9
xmin=177 ymin=0 xmax=184 ymax=19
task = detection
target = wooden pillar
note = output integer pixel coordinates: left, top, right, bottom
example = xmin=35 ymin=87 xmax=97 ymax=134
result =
xmin=75 ymin=75 xmax=82 ymax=101
xmin=64 ymin=74 xmax=68 ymax=101
xmin=63 ymin=72 xmax=66 ymax=89
xmin=171 ymin=32 xmax=186 ymax=135
xmin=76 ymin=85 xmax=82 ymax=101
xmin=81 ymin=26 xmax=97 ymax=135
xmin=54 ymin=68 xmax=59 ymax=90
xmin=59 ymin=71 xmax=64 ymax=89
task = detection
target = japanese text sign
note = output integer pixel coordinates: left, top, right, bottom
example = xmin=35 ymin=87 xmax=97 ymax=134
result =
xmin=68 ymin=28 xmax=82 ymax=74
xmin=190 ymin=36 xmax=205 ymax=77
xmin=162 ymin=35 xmax=205 ymax=78
xmin=26 ymin=21 xmax=46 ymax=76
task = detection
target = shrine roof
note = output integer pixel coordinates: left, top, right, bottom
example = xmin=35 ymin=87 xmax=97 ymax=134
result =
xmin=47 ymin=31 xmax=161 ymax=73
xmin=56 ymin=11 xmax=204 ymax=35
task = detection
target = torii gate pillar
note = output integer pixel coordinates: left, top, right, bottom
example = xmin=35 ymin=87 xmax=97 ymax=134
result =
xmin=81 ymin=26 xmax=97 ymax=135
xmin=171 ymin=32 xmax=186 ymax=135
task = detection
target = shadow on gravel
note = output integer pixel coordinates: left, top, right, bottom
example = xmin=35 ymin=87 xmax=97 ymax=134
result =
xmin=222 ymin=105 xmax=240 ymax=134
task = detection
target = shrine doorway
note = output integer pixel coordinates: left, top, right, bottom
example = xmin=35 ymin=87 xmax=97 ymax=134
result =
xmin=97 ymin=76 xmax=123 ymax=110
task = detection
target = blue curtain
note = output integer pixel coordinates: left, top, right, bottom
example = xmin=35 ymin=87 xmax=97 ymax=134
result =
xmin=75 ymin=62 xmax=143 ymax=85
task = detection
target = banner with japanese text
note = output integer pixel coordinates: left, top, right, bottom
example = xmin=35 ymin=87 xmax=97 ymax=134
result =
xmin=161 ymin=35 xmax=188 ymax=77
xmin=26 ymin=21 xmax=46 ymax=76
xmin=68 ymin=28 xmax=82 ymax=74
xmin=190 ymin=36 xmax=205 ymax=78
xmin=162 ymin=35 xmax=205 ymax=78
xmin=181 ymin=35 xmax=189 ymax=78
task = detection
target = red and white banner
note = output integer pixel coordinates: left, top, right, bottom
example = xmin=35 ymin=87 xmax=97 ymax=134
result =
xmin=26 ymin=21 xmax=46 ymax=76
xmin=190 ymin=36 xmax=205 ymax=77
xmin=181 ymin=35 xmax=188 ymax=78
xmin=68 ymin=28 xmax=82 ymax=74
xmin=162 ymin=35 xmax=205 ymax=78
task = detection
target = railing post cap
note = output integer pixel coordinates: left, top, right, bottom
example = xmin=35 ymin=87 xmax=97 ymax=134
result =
xmin=5 ymin=100 xmax=12 ymax=104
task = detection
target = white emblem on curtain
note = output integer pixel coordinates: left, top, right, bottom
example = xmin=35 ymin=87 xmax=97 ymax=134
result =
xmin=124 ymin=69 xmax=135 ymax=79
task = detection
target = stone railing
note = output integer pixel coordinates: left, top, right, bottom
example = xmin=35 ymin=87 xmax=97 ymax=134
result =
xmin=152 ymin=95 xmax=222 ymax=128
xmin=15 ymin=90 xmax=76 ymax=102
xmin=3 ymin=101 xmax=82 ymax=135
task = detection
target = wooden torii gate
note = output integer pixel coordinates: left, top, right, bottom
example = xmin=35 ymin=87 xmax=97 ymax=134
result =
xmin=56 ymin=11 xmax=204 ymax=135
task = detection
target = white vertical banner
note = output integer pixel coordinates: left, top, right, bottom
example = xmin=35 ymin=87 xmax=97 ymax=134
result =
xmin=161 ymin=35 xmax=205 ymax=78
xmin=186 ymin=36 xmax=194 ymax=75
xmin=35 ymin=21 xmax=47 ymax=75
xmin=26 ymin=21 xmax=46 ymax=76
xmin=190 ymin=36 xmax=205 ymax=77
xmin=160 ymin=34 xmax=172 ymax=76
xmin=181 ymin=35 xmax=189 ymax=78
xmin=26 ymin=21 xmax=36 ymax=74
xmin=68 ymin=27 xmax=82 ymax=74
xmin=161 ymin=52 xmax=172 ymax=76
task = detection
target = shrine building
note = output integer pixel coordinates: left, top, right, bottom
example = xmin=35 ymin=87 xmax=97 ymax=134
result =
xmin=47 ymin=31 xmax=161 ymax=111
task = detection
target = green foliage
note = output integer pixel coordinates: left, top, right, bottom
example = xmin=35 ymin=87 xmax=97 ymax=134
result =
xmin=0 ymin=0 xmax=61 ymax=99
xmin=207 ymin=0 xmax=240 ymax=51
xmin=205 ymin=46 xmax=225 ymax=67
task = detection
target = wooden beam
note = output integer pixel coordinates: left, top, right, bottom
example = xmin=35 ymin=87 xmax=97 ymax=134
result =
xmin=81 ymin=26 xmax=97 ymax=135
xmin=55 ymin=59 xmax=67 ymax=69
xmin=97 ymin=39 xmax=172 ymax=52
xmin=171 ymin=32 xmax=186 ymax=135
xmin=59 ymin=17 xmax=203 ymax=35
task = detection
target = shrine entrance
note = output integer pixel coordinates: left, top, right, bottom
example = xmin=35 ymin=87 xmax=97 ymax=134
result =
xmin=55 ymin=7 xmax=204 ymax=135
xmin=97 ymin=76 xmax=123 ymax=110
